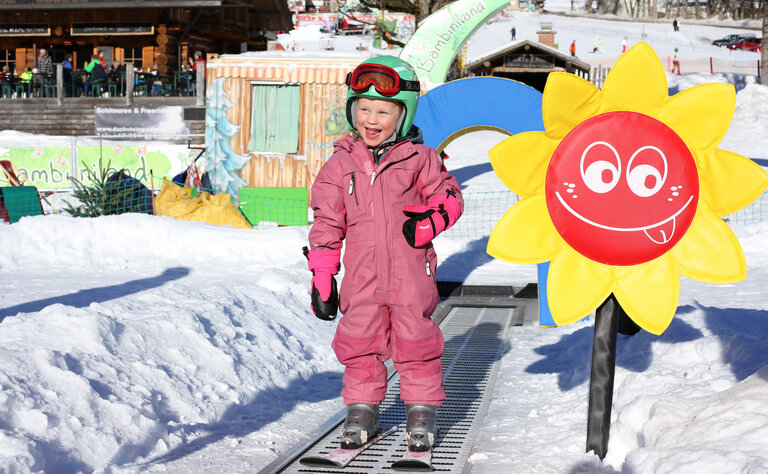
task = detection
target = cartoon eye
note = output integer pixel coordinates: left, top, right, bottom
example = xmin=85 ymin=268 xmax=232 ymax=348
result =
xmin=627 ymin=146 xmax=667 ymax=197
xmin=581 ymin=141 xmax=620 ymax=193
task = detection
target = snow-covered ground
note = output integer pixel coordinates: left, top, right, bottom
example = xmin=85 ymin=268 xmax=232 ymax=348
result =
xmin=1 ymin=8 xmax=768 ymax=474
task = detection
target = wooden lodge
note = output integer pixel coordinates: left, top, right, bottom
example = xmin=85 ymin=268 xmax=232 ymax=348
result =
xmin=0 ymin=1 xmax=293 ymax=137
xmin=0 ymin=1 xmax=292 ymax=76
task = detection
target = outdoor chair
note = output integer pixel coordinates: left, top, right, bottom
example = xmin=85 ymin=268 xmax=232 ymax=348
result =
xmin=86 ymin=79 xmax=106 ymax=97
xmin=14 ymin=82 xmax=30 ymax=98
xmin=41 ymin=75 xmax=57 ymax=98
xmin=1 ymin=81 xmax=12 ymax=98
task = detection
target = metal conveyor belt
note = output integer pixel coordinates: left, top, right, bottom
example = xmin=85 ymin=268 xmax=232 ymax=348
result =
xmin=269 ymin=294 xmax=536 ymax=473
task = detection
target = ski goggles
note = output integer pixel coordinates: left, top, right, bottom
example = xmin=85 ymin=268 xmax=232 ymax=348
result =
xmin=346 ymin=63 xmax=420 ymax=97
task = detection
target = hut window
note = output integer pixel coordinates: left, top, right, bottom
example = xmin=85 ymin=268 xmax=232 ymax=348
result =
xmin=248 ymin=84 xmax=300 ymax=154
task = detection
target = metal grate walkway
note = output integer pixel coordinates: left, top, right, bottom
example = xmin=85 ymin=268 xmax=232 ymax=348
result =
xmin=271 ymin=296 xmax=536 ymax=473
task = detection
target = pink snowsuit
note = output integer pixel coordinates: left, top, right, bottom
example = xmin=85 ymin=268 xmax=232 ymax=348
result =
xmin=309 ymin=134 xmax=463 ymax=407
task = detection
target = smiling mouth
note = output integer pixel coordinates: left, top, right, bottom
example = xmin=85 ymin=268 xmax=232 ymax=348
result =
xmin=364 ymin=127 xmax=382 ymax=140
xmin=555 ymin=192 xmax=695 ymax=245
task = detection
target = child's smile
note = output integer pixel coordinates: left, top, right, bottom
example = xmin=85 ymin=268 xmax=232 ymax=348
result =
xmin=355 ymin=97 xmax=403 ymax=148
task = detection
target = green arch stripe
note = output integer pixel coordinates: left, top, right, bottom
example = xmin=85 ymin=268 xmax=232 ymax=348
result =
xmin=399 ymin=0 xmax=510 ymax=91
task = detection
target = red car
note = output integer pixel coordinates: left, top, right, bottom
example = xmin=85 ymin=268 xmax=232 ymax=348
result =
xmin=727 ymin=36 xmax=762 ymax=52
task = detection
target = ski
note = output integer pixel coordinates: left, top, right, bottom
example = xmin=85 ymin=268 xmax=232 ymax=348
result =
xmin=299 ymin=425 xmax=398 ymax=468
xmin=391 ymin=447 xmax=433 ymax=471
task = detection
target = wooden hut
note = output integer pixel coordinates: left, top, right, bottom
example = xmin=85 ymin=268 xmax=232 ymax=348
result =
xmin=206 ymin=51 xmax=371 ymax=189
xmin=466 ymin=40 xmax=591 ymax=93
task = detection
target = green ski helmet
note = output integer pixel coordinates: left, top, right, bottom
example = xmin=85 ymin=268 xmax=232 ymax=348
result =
xmin=345 ymin=56 xmax=421 ymax=138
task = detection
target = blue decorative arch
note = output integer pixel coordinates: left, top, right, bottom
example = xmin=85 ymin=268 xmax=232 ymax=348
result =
xmin=413 ymin=76 xmax=544 ymax=150
xmin=413 ymin=76 xmax=554 ymax=325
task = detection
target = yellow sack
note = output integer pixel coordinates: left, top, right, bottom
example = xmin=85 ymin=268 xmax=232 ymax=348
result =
xmin=154 ymin=179 xmax=252 ymax=229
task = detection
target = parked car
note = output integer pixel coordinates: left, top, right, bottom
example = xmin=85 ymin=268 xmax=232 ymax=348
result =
xmin=726 ymin=36 xmax=762 ymax=52
xmin=712 ymin=34 xmax=745 ymax=47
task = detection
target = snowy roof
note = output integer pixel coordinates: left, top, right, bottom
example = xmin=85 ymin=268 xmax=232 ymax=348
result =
xmin=467 ymin=39 xmax=591 ymax=72
xmin=209 ymin=51 xmax=375 ymax=84
xmin=216 ymin=50 xmax=372 ymax=62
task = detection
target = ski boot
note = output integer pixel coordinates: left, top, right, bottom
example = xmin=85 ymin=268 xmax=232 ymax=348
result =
xmin=405 ymin=404 xmax=437 ymax=452
xmin=340 ymin=403 xmax=379 ymax=449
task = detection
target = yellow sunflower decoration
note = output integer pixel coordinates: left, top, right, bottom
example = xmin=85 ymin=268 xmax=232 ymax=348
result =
xmin=488 ymin=42 xmax=768 ymax=335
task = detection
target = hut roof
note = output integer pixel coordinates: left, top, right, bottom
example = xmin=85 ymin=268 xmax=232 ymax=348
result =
xmin=467 ymin=39 xmax=591 ymax=74
xmin=209 ymin=51 xmax=373 ymax=84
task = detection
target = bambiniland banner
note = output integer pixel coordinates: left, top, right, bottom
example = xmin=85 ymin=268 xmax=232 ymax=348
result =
xmin=400 ymin=0 xmax=508 ymax=92
xmin=0 ymin=144 xmax=191 ymax=189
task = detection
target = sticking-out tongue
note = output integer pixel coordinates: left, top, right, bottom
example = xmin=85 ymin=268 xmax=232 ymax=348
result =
xmin=643 ymin=217 xmax=676 ymax=244
xmin=365 ymin=128 xmax=381 ymax=140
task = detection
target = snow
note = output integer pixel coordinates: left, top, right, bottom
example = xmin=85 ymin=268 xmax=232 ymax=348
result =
xmin=1 ymin=8 xmax=768 ymax=474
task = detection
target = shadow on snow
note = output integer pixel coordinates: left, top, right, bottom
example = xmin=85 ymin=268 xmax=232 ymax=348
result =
xmin=0 ymin=267 xmax=191 ymax=322
xmin=525 ymin=313 xmax=704 ymax=391
xmin=132 ymin=370 xmax=343 ymax=468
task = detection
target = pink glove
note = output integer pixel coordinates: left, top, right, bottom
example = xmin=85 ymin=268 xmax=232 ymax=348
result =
xmin=403 ymin=190 xmax=461 ymax=248
xmin=306 ymin=248 xmax=341 ymax=320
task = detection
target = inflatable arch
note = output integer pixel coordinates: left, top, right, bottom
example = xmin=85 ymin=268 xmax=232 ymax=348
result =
xmin=413 ymin=76 xmax=554 ymax=324
xmin=413 ymin=76 xmax=543 ymax=151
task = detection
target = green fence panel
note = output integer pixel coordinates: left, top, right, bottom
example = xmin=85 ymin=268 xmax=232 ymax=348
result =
xmin=238 ymin=187 xmax=308 ymax=227
xmin=0 ymin=186 xmax=43 ymax=223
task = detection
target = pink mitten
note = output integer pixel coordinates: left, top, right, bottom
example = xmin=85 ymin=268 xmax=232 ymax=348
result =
xmin=402 ymin=190 xmax=461 ymax=247
xmin=306 ymin=248 xmax=341 ymax=320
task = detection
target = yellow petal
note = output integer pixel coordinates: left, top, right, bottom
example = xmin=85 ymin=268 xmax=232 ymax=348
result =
xmin=487 ymin=196 xmax=562 ymax=264
xmin=657 ymin=82 xmax=735 ymax=151
xmin=614 ymin=256 xmax=680 ymax=335
xmin=601 ymin=42 xmax=667 ymax=115
xmin=547 ymin=249 xmax=614 ymax=326
xmin=670 ymin=205 xmax=746 ymax=283
xmin=698 ymin=148 xmax=768 ymax=217
xmin=489 ymin=131 xmax=555 ymax=197
xmin=542 ymin=72 xmax=601 ymax=138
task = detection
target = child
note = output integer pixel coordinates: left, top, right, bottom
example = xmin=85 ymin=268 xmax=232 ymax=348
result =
xmin=306 ymin=56 xmax=463 ymax=452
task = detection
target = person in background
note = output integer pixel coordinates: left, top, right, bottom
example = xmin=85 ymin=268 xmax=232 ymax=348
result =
xmin=37 ymin=49 xmax=53 ymax=76
xmin=62 ymin=53 xmax=82 ymax=96
xmin=109 ymin=61 xmax=125 ymax=80
xmin=671 ymin=47 xmax=681 ymax=75
xmin=673 ymin=18 xmax=679 ymax=32
xmin=621 ymin=36 xmax=628 ymax=53
xmin=62 ymin=53 xmax=74 ymax=72
xmin=98 ymin=49 xmax=106 ymax=68
xmin=570 ymin=40 xmax=576 ymax=57
xmin=84 ymin=53 xmax=107 ymax=95
xmin=188 ymin=51 xmax=206 ymax=95
xmin=19 ymin=66 xmax=33 ymax=83
xmin=510 ymin=25 xmax=516 ymax=41
xmin=0 ymin=65 xmax=9 ymax=80
xmin=189 ymin=50 xmax=206 ymax=73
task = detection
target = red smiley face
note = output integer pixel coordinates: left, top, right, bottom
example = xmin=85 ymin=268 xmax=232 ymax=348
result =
xmin=545 ymin=111 xmax=699 ymax=266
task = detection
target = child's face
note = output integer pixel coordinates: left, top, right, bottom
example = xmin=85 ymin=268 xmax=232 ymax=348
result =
xmin=355 ymin=98 xmax=402 ymax=147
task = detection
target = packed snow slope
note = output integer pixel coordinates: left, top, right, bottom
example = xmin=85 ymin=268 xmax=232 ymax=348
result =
xmin=1 ymin=9 xmax=768 ymax=474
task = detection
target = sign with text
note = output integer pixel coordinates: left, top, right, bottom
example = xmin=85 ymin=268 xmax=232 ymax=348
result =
xmin=0 ymin=24 xmax=49 ymax=36
xmin=72 ymin=23 xmax=154 ymax=36
xmin=0 ymin=144 xmax=191 ymax=189
xmin=95 ymin=106 xmax=190 ymax=137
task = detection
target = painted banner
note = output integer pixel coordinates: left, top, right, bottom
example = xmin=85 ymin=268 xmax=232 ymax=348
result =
xmin=0 ymin=144 xmax=191 ymax=189
xmin=400 ymin=0 xmax=508 ymax=91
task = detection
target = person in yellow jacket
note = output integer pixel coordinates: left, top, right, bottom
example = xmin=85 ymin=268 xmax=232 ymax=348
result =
xmin=19 ymin=66 xmax=33 ymax=83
